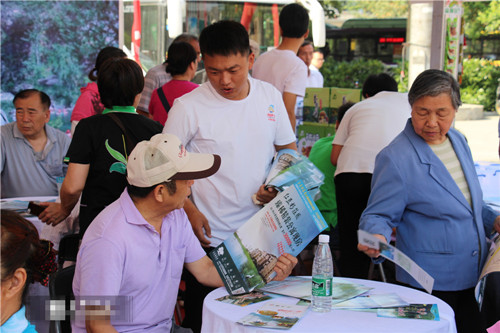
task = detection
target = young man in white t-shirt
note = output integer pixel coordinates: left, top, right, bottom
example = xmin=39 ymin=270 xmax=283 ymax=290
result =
xmin=252 ymin=3 xmax=309 ymax=131
xmin=163 ymin=20 xmax=298 ymax=333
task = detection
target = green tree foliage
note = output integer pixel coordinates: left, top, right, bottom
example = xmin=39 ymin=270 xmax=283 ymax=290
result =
xmin=460 ymin=1 xmax=499 ymax=111
xmin=1 ymin=0 xmax=118 ymax=118
xmin=342 ymin=0 xmax=408 ymax=18
xmin=390 ymin=60 xmax=409 ymax=93
xmin=460 ymin=58 xmax=500 ymax=111
xmin=317 ymin=0 xmax=344 ymax=18
xmin=463 ymin=1 xmax=500 ymax=39
xmin=321 ymin=57 xmax=385 ymax=89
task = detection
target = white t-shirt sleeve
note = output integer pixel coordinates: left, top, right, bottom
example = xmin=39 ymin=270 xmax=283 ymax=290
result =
xmin=332 ymin=111 xmax=352 ymax=146
xmin=163 ymin=100 xmax=195 ymax=145
xmin=272 ymin=90 xmax=297 ymax=146
xmin=284 ymin=63 xmax=308 ymax=97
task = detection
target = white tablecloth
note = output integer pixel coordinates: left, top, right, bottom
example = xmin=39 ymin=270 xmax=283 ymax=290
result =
xmin=1 ymin=196 xmax=79 ymax=250
xmin=202 ymin=278 xmax=457 ymax=333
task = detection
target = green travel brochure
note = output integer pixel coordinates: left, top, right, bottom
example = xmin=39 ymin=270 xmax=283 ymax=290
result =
xmin=257 ymin=276 xmax=372 ymax=304
xmin=332 ymin=293 xmax=409 ymax=309
xmin=215 ymin=292 xmax=273 ymax=307
xmin=237 ymin=302 xmax=309 ymax=330
xmin=377 ymin=304 xmax=440 ymax=321
xmin=210 ymin=182 xmax=328 ymax=295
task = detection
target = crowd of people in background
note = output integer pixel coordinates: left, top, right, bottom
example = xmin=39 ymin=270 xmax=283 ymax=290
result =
xmin=1 ymin=2 xmax=500 ymax=333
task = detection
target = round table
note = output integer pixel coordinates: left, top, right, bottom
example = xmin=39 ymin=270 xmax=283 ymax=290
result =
xmin=202 ymin=278 xmax=457 ymax=333
xmin=1 ymin=196 xmax=79 ymax=250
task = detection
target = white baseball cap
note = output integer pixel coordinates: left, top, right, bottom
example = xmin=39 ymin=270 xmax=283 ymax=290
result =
xmin=127 ymin=133 xmax=221 ymax=187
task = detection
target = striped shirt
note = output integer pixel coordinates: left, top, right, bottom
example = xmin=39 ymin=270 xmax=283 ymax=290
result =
xmin=430 ymin=137 xmax=472 ymax=206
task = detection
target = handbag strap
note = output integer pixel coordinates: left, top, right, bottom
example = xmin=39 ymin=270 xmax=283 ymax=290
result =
xmin=107 ymin=113 xmax=135 ymax=156
xmin=156 ymin=87 xmax=171 ymax=114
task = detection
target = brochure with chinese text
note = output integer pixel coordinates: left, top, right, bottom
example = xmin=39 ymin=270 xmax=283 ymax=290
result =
xmin=210 ymin=182 xmax=328 ymax=295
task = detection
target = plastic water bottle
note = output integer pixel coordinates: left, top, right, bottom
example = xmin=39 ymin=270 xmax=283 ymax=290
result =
xmin=312 ymin=234 xmax=333 ymax=312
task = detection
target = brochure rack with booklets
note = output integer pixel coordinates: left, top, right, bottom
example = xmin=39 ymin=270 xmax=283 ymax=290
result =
xmin=302 ymin=87 xmax=361 ymax=124
xmin=210 ymin=181 xmax=328 ymax=295
xmin=298 ymin=87 xmax=362 ymax=157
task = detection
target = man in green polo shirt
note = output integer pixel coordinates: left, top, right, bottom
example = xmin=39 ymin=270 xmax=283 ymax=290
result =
xmin=308 ymin=102 xmax=354 ymax=254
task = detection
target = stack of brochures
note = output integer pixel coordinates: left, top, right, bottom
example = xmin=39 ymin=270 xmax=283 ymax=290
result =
xmin=264 ymin=149 xmax=325 ymax=200
xmin=216 ymin=276 xmax=441 ymax=329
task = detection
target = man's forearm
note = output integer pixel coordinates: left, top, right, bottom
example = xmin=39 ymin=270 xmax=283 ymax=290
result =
xmin=283 ymin=92 xmax=298 ymax=131
xmin=202 ymin=262 xmax=224 ymax=288
xmin=186 ymin=256 xmax=224 ymax=288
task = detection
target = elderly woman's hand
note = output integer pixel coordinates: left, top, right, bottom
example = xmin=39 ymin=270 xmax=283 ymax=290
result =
xmin=494 ymin=216 xmax=500 ymax=234
xmin=357 ymin=234 xmax=387 ymax=258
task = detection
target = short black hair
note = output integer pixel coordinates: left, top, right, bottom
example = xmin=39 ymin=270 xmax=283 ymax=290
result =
xmin=297 ymin=40 xmax=313 ymax=55
xmin=89 ymin=46 xmax=126 ymax=81
xmin=337 ymin=102 xmax=355 ymax=124
xmin=361 ymin=73 xmax=398 ymax=98
xmin=172 ymin=33 xmax=198 ymax=44
xmin=279 ymin=3 xmax=309 ymax=38
xmin=166 ymin=42 xmax=197 ymax=76
xmin=13 ymin=89 xmax=51 ymax=110
xmin=127 ymin=181 xmax=177 ymax=198
xmin=199 ymin=20 xmax=251 ymax=57
xmin=97 ymin=58 xmax=144 ymax=109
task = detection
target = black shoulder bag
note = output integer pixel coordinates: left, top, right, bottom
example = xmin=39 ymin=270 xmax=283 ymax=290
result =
xmin=156 ymin=87 xmax=171 ymax=115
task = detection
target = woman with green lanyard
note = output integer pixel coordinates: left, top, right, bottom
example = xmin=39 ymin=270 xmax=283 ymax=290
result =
xmin=39 ymin=58 xmax=163 ymax=235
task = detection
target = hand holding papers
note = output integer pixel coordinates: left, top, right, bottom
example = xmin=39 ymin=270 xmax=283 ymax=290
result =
xmin=210 ymin=182 xmax=328 ymax=295
xmin=252 ymin=149 xmax=325 ymax=205
xmin=358 ymin=230 xmax=434 ymax=293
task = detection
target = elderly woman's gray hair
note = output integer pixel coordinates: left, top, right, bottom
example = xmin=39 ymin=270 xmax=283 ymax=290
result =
xmin=408 ymin=69 xmax=462 ymax=110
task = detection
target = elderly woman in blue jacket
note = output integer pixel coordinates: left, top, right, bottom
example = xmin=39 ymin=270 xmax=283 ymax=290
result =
xmin=358 ymin=69 xmax=500 ymax=333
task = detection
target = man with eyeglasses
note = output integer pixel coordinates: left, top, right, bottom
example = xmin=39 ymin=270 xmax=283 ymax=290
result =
xmin=1 ymin=89 xmax=70 ymax=198
xmin=311 ymin=49 xmax=325 ymax=70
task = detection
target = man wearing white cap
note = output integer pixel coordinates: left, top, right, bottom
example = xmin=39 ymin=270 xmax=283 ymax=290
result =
xmin=71 ymin=133 xmax=223 ymax=332
xmin=72 ymin=133 xmax=296 ymax=332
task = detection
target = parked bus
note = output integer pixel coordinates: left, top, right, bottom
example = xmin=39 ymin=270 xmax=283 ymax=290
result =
xmin=122 ymin=0 xmax=325 ymax=70
xmin=325 ymin=18 xmax=500 ymax=65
